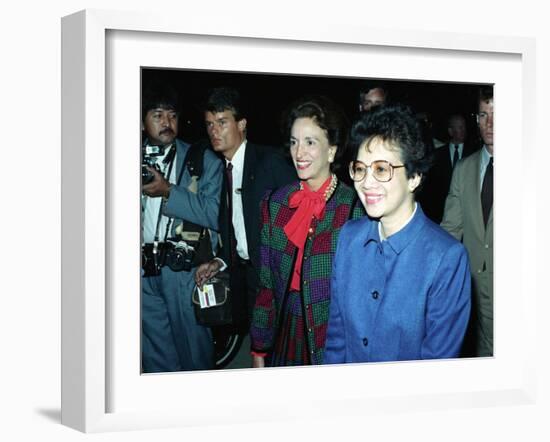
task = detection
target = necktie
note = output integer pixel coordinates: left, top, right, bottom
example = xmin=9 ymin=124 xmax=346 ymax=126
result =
xmin=226 ymin=162 xmax=233 ymax=201
xmin=452 ymin=144 xmax=460 ymax=168
xmin=481 ymin=157 xmax=493 ymax=226
xmin=225 ymin=162 xmax=238 ymax=263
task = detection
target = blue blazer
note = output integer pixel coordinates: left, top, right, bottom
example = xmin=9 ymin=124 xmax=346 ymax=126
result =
xmin=163 ymin=139 xmax=223 ymax=233
xmin=324 ymin=205 xmax=471 ymax=364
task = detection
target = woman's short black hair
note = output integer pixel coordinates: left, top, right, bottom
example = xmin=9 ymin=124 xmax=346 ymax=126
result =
xmin=349 ymin=104 xmax=433 ymax=189
xmin=282 ymin=95 xmax=349 ymax=172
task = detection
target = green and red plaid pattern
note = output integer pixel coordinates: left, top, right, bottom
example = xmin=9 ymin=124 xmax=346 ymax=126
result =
xmin=250 ymin=180 xmax=363 ymax=365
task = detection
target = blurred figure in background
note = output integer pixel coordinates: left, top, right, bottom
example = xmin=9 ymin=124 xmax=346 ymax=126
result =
xmin=358 ymin=80 xmax=389 ymax=113
xmin=421 ymin=113 xmax=478 ymax=223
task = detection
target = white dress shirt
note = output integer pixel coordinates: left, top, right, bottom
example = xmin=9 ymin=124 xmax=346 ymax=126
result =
xmin=226 ymin=140 xmax=249 ymax=260
xmin=448 ymin=142 xmax=464 ymax=164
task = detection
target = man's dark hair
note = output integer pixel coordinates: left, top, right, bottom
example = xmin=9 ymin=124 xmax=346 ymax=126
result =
xmin=203 ymin=87 xmax=246 ymax=121
xmin=358 ymin=80 xmax=389 ymax=105
xmin=283 ymin=95 xmax=349 ymax=172
xmin=479 ymin=85 xmax=494 ymax=104
xmin=141 ymin=82 xmax=179 ymax=122
xmin=349 ymin=104 xmax=433 ymax=191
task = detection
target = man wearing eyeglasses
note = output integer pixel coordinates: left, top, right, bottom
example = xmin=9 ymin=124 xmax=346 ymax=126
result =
xmin=441 ymin=86 xmax=494 ymax=357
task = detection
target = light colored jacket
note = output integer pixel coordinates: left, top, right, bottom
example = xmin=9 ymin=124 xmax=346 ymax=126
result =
xmin=441 ymin=148 xmax=493 ymax=356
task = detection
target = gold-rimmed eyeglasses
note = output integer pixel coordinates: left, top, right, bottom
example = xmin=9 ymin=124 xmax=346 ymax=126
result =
xmin=349 ymin=160 xmax=405 ymax=183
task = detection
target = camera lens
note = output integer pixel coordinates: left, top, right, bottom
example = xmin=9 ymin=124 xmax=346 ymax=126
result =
xmin=166 ymin=248 xmax=192 ymax=272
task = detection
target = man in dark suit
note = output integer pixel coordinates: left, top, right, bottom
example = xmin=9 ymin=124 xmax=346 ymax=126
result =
xmin=421 ymin=113 xmax=478 ymax=223
xmin=195 ymin=87 xmax=297 ymax=331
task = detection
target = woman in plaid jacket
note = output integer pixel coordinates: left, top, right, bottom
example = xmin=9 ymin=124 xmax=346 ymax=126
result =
xmin=250 ymin=96 xmax=363 ymax=367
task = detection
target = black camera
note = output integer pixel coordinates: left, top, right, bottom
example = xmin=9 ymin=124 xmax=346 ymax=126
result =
xmin=141 ymin=241 xmax=195 ymax=276
xmin=165 ymin=241 xmax=195 ymax=272
xmin=141 ymin=243 xmax=169 ymax=277
xmin=141 ymin=144 xmax=165 ymax=185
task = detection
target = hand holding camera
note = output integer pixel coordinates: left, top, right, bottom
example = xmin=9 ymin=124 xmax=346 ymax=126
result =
xmin=142 ymin=166 xmax=171 ymax=198
xmin=142 ymin=143 xmax=173 ymax=198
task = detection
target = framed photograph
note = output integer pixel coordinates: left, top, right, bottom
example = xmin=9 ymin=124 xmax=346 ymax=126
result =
xmin=62 ymin=9 xmax=536 ymax=433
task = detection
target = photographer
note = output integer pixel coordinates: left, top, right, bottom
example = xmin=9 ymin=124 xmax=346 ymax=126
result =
xmin=141 ymin=82 xmax=223 ymax=372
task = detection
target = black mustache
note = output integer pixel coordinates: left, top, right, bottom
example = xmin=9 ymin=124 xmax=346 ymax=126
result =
xmin=160 ymin=128 xmax=175 ymax=136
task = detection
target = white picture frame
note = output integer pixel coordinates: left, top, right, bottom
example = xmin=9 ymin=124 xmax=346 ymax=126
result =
xmin=61 ymin=9 xmax=537 ymax=433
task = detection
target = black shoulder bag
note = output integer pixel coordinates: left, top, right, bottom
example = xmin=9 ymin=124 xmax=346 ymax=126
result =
xmin=182 ymin=141 xmax=233 ymax=326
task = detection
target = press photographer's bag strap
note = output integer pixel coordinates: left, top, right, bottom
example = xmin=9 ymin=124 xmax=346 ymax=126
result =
xmin=174 ymin=141 xmax=213 ymax=266
xmin=176 ymin=140 xmax=207 ymax=186
xmin=153 ymin=145 xmax=176 ymax=243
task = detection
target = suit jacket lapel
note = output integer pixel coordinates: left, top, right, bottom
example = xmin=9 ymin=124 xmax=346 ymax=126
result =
xmin=220 ymin=159 xmax=230 ymax=223
xmin=468 ymin=151 xmax=486 ymax=236
xmin=476 ymin=150 xmax=493 ymax=235
xmin=241 ymin=143 xmax=257 ymax=230
xmin=242 ymin=143 xmax=256 ymax=195
xmin=443 ymin=145 xmax=453 ymax=176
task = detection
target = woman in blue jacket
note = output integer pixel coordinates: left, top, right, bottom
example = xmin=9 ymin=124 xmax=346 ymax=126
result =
xmin=324 ymin=105 xmax=471 ymax=364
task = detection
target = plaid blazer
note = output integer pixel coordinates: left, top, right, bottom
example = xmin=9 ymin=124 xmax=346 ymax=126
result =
xmin=250 ymin=180 xmax=364 ymax=364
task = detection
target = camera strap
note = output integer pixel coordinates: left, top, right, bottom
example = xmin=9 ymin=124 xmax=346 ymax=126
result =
xmin=153 ymin=140 xmax=205 ymax=244
xmin=172 ymin=141 xmax=214 ymax=267
xmin=153 ymin=144 xmax=176 ymax=244
xmin=175 ymin=140 xmax=207 ymax=187
xmin=172 ymin=141 xmax=208 ymax=242
xmin=147 ymin=141 xmax=211 ymax=268
xmin=162 ymin=143 xmax=176 ymax=167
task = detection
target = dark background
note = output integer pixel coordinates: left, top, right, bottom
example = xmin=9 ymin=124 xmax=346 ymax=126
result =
xmin=142 ymin=68 xmax=488 ymax=149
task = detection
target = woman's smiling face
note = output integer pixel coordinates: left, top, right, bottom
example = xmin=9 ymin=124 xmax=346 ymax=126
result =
xmin=289 ymin=117 xmax=336 ymax=191
xmin=354 ymin=137 xmax=420 ymax=235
